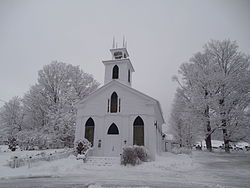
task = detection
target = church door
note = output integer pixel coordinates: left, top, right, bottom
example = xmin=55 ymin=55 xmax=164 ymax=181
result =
xmin=106 ymin=123 xmax=121 ymax=156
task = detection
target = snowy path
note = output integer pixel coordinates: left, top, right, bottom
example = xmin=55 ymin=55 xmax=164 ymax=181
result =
xmin=193 ymin=152 xmax=250 ymax=188
xmin=0 ymin=150 xmax=250 ymax=188
xmin=0 ymin=176 xmax=214 ymax=188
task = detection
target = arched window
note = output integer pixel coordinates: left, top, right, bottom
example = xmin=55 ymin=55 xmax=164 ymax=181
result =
xmin=85 ymin=117 xmax=95 ymax=146
xmin=128 ymin=69 xmax=130 ymax=83
xmin=111 ymin=92 xmax=118 ymax=113
xmin=112 ymin=65 xmax=119 ymax=79
xmin=107 ymin=123 xmax=119 ymax=134
xmin=133 ymin=116 xmax=144 ymax=146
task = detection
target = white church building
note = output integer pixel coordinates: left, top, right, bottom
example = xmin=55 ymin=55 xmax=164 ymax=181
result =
xmin=75 ymin=44 xmax=165 ymax=159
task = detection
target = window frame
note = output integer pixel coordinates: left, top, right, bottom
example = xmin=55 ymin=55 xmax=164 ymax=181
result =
xmin=110 ymin=92 xmax=118 ymax=113
xmin=112 ymin=65 xmax=119 ymax=79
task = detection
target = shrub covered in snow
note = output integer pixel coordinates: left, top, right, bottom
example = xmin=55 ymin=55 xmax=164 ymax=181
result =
xmin=121 ymin=146 xmax=150 ymax=166
xmin=134 ymin=145 xmax=150 ymax=162
xmin=7 ymin=137 xmax=17 ymax=151
xmin=121 ymin=146 xmax=139 ymax=166
xmin=16 ymin=131 xmax=52 ymax=150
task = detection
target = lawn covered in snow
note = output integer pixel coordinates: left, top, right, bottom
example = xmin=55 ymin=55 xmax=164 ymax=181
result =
xmin=0 ymin=146 xmax=250 ymax=188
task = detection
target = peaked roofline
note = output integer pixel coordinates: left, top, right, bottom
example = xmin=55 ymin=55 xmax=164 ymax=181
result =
xmin=75 ymin=80 xmax=165 ymax=123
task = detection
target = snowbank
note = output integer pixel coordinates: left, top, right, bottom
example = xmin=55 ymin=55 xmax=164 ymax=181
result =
xmin=1 ymin=149 xmax=249 ymax=187
xmin=89 ymin=185 xmax=150 ymax=188
xmin=0 ymin=148 xmax=196 ymax=180
xmin=0 ymin=145 xmax=9 ymax=152
xmin=235 ymin=142 xmax=249 ymax=148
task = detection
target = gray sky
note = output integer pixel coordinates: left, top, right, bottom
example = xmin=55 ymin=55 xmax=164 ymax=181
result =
xmin=0 ymin=0 xmax=250 ymax=122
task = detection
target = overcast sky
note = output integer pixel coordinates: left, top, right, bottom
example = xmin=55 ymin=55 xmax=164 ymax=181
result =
xmin=0 ymin=0 xmax=250 ymax=122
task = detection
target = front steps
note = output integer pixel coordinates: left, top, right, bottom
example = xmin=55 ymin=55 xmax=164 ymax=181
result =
xmin=85 ymin=156 xmax=120 ymax=166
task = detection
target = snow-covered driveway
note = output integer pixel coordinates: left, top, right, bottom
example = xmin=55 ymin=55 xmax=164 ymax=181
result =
xmin=0 ymin=150 xmax=250 ymax=188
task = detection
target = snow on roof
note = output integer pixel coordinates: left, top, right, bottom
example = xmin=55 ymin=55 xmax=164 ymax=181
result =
xmin=235 ymin=142 xmax=249 ymax=147
xmin=199 ymin=140 xmax=224 ymax=147
xmin=198 ymin=140 xmax=250 ymax=148
xmin=165 ymin=134 xmax=174 ymax=140
xmin=162 ymin=123 xmax=168 ymax=134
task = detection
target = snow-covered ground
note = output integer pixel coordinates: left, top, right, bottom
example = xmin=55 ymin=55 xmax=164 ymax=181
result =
xmin=196 ymin=140 xmax=249 ymax=150
xmin=0 ymin=147 xmax=250 ymax=188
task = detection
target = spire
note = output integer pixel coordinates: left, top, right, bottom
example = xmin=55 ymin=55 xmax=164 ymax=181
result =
xmin=123 ymin=36 xmax=125 ymax=48
xmin=112 ymin=36 xmax=115 ymax=49
xmin=112 ymin=36 xmax=127 ymax=49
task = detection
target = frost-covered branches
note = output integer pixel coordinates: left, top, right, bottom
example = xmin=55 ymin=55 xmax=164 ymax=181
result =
xmin=205 ymin=40 xmax=250 ymax=152
xmin=169 ymin=89 xmax=201 ymax=148
xmin=170 ymin=39 xmax=250 ymax=152
xmin=22 ymin=61 xmax=100 ymax=148
xmin=0 ymin=97 xmax=24 ymax=150
xmin=0 ymin=97 xmax=24 ymax=137
xmin=0 ymin=61 xmax=100 ymax=150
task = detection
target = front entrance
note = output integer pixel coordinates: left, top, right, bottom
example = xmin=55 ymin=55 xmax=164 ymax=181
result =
xmin=105 ymin=123 xmax=121 ymax=156
xmin=106 ymin=135 xmax=121 ymax=156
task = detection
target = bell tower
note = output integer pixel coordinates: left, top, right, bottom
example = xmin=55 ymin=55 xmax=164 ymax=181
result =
xmin=102 ymin=38 xmax=135 ymax=87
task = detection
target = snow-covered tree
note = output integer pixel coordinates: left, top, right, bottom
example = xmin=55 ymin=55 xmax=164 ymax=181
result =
xmin=0 ymin=96 xmax=24 ymax=150
xmin=171 ymin=39 xmax=250 ymax=152
xmin=21 ymin=61 xmax=100 ymax=148
xmin=205 ymin=39 xmax=250 ymax=152
xmin=22 ymin=84 xmax=49 ymax=130
xmin=169 ymin=88 xmax=200 ymax=148
xmin=172 ymin=53 xmax=216 ymax=151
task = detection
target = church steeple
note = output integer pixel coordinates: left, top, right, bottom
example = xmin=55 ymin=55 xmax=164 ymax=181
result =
xmin=102 ymin=39 xmax=134 ymax=87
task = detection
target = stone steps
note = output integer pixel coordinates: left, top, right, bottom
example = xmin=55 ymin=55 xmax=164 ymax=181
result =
xmin=86 ymin=156 xmax=120 ymax=166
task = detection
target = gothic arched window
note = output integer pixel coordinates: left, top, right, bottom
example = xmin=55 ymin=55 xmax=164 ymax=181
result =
xmin=85 ymin=117 xmax=95 ymax=146
xmin=128 ymin=69 xmax=131 ymax=83
xmin=111 ymin=92 xmax=118 ymax=113
xmin=112 ymin=65 xmax=119 ymax=79
xmin=107 ymin=123 xmax=119 ymax=134
xmin=133 ymin=116 xmax=144 ymax=146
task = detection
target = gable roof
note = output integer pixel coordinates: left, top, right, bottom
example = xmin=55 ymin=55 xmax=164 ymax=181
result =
xmin=75 ymin=80 xmax=165 ymax=123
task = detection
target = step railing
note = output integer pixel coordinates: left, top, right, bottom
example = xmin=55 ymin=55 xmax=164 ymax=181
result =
xmin=76 ymin=147 xmax=92 ymax=163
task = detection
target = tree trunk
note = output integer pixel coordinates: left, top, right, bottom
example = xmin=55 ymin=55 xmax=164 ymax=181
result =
xmin=204 ymin=103 xmax=212 ymax=152
xmin=219 ymin=96 xmax=230 ymax=153
xmin=179 ymin=139 xmax=182 ymax=147
xmin=205 ymin=134 xmax=212 ymax=152
xmin=222 ymin=116 xmax=230 ymax=153
xmin=222 ymin=128 xmax=230 ymax=153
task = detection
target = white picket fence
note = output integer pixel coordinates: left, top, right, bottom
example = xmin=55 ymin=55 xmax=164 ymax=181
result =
xmin=9 ymin=149 xmax=74 ymax=168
